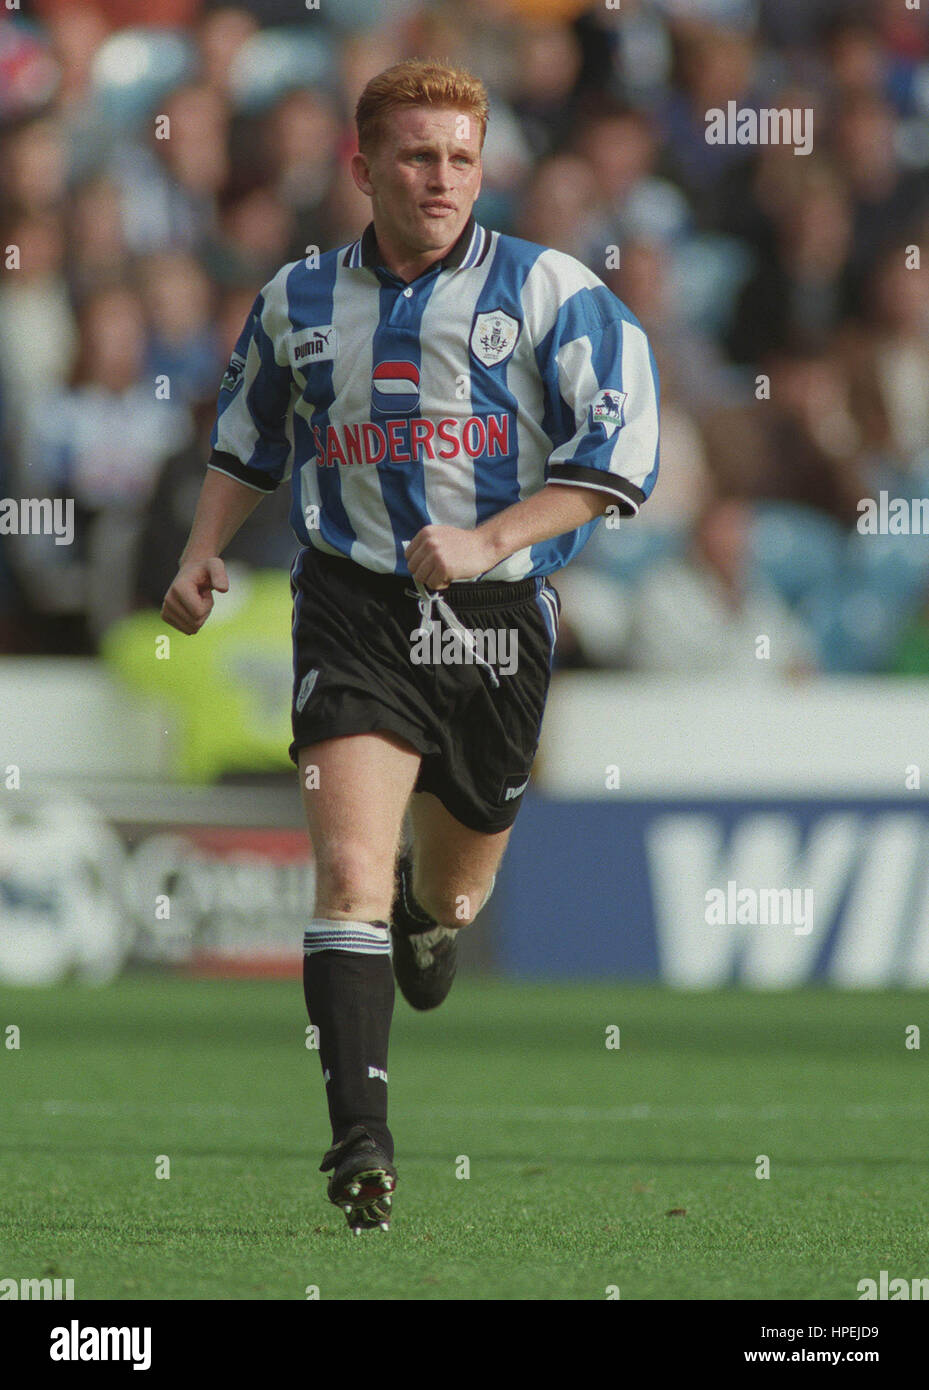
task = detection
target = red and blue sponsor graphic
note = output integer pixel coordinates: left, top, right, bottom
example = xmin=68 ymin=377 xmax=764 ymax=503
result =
xmin=372 ymin=360 xmax=420 ymax=415
xmin=311 ymin=413 xmax=511 ymax=468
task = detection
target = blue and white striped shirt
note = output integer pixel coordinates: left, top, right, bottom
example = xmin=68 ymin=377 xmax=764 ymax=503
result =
xmin=209 ymin=216 xmax=659 ymax=581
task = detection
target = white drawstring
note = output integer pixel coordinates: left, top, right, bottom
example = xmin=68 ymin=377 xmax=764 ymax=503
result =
xmin=408 ymin=574 xmax=501 ymax=689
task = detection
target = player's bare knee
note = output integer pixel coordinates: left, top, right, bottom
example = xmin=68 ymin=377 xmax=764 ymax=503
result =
xmin=414 ymin=881 xmax=491 ymax=928
xmin=315 ymin=845 xmax=393 ymax=920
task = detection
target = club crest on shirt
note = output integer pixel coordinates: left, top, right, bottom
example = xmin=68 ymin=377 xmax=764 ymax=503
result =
xmin=590 ymin=388 xmax=628 ymax=436
xmin=470 ymin=309 xmax=520 ymax=367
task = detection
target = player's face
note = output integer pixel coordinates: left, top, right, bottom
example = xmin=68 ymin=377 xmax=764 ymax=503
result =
xmin=352 ymin=106 xmax=483 ymax=260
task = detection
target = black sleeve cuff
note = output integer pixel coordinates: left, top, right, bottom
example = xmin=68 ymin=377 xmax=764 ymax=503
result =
xmin=546 ymin=463 xmax=646 ymax=516
xmin=208 ymin=449 xmax=281 ymax=494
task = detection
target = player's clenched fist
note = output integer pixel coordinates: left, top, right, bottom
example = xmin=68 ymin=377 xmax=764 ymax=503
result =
xmin=405 ymin=525 xmax=500 ymax=589
xmin=161 ymin=557 xmax=229 ymax=635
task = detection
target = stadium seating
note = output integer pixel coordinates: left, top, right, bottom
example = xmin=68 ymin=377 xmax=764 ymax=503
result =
xmin=227 ymin=27 xmax=334 ymax=111
xmin=579 ymin=518 xmax=685 ymax=586
xmin=750 ymin=502 xmax=845 ymax=608
xmin=91 ymin=27 xmax=197 ymax=128
xmin=800 ymin=583 xmax=907 ymax=674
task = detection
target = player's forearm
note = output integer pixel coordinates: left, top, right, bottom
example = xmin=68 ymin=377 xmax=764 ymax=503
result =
xmin=179 ymin=467 xmax=266 ymax=566
xmin=477 ymin=482 xmax=611 ymax=564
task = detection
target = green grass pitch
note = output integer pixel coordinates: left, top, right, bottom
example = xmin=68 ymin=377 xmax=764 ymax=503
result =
xmin=1 ymin=977 xmax=927 ymax=1300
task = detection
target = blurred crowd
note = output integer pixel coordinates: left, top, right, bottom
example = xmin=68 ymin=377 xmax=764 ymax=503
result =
xmin=1 ymin=0 xmax=929 ymax=676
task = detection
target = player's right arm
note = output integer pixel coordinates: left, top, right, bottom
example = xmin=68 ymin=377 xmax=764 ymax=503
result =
xmin=162 ymin=271 xmax=296 ymax=635
xmin=161 ymin=470 xmax=264 ymax=634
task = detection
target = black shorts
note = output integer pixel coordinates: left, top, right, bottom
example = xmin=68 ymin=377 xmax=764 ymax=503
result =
xmin=288 ymin=546 xmax=560 ymax=834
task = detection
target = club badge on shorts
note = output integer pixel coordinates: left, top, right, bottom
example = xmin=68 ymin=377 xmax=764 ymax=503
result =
xmin=296 ymin=668 xmax=319 ymax=713
xmin=470 ymin=309 xmax=520 ymax=367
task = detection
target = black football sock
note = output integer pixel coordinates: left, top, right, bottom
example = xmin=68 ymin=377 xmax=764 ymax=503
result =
xmin=302 ymin=918 xmax=394 ymax=1161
